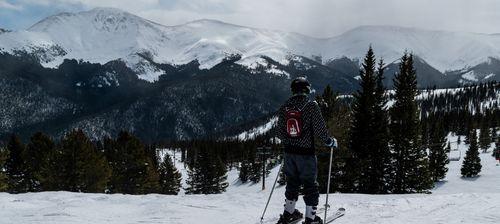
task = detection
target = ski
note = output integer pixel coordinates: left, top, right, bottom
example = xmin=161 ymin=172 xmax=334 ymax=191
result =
xmin=324 ymin=208 xmax=345 ymax=224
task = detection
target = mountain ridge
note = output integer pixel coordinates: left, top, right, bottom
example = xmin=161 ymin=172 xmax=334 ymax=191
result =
xmin=0 ymin=7 xmax=498 ymax=84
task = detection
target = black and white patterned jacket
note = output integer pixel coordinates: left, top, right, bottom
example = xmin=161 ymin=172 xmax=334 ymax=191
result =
xmin=276 ymin=95 xmax=331 ymax=155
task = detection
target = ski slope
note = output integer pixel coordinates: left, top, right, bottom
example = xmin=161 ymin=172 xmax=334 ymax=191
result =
xmin=0 ymin=134 xmax=499 ymax=224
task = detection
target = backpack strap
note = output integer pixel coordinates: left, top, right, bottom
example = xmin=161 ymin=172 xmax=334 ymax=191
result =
xmin=299 ymin=101 xmax=311 ymax=112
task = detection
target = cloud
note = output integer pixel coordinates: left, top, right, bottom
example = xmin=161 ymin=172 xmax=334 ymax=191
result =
xmin=2 ymin=0 xmax=500 ymax=37
xmin=0 ymin=0 xmax=23 ymax=11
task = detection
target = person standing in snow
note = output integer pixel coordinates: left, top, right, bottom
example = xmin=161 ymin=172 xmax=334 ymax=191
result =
xmin=276 ymin=77 xmax=337 ymax=224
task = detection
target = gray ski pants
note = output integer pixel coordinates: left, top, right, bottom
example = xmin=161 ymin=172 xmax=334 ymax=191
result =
xmin=283 ymin=153 xmax=319 ymax=206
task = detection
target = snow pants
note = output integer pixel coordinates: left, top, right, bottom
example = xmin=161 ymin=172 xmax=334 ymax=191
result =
xmin=283 ymin=153 xmax=319 ymax=206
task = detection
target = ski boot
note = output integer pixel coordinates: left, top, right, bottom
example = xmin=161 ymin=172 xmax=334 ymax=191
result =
xmin=303 ymin=216 xmax=323 ymax=224
xmin=277 ymin=209 xmax=303 ymax=224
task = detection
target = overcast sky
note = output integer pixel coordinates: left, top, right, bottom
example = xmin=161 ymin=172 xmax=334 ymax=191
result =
xmin=1 ymin=0 xmax=500 ymax=37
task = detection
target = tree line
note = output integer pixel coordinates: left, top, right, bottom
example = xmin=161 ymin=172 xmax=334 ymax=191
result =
xmin=0 ymin=130 xmax=181 ymax=195
xmin=312 ymin=48 xmax=498 ymax=194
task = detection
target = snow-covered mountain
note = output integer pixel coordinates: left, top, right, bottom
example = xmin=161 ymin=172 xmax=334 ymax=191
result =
xmin=1 ymin=7 xmax=500 ymax=82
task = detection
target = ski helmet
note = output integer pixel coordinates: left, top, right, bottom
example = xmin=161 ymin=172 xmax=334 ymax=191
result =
xmin=291 ymin=76 xmax=311 ymax=95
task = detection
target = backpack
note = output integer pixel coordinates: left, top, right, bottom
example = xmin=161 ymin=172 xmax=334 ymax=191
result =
xmin=285 ymin=102 xmax=309 ymax=138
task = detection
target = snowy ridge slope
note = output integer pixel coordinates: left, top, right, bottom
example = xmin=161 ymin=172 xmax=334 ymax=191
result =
xmin=2 ymin=8 xmax=500 ymax=82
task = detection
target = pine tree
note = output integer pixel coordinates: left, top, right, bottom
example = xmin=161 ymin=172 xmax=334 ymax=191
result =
xmin=24 ymin=132 xmax=54 ymax=192
xmin=158 ymin=154 xmax=182 ymax=195
xmin=390 ymin=53 xmax=433 ymax=193
xmin=185 ymin=149 xmax=228 ymax=194
xmin=60 ymin=130 xmax=111 ymax=192
xmin=428 ymin=122 xmax=449 ymax=181
xmin=107 ymin=131 xmax=159 ymax=194
xmin=493 ymin=138 xmax=500 ymax=160
xmin=478 ymin=120 xmax=491 ymax=153
xmin=318 ymin=87 xmax=353 ymax=193
xmin=461 ymin=130 xmax=482 ymax=177
xmin=369 ymin=58 xmax=393 ymax=193
xmin=5 ymin=134 xmax=27 ymax=193
xmin=238 ymin=159 xmax=251 ymax=183
xmin=348 ymin=47 xmax=392 ymax=193
xmin=0 ymin=147 xmax=8 ymax=191
xmin=38 ymin=143 xmax=68 ymax=191
xmin=349 ymin=47 xmax=377 ymax=192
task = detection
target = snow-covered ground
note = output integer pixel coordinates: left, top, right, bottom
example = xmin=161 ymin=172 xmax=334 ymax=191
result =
xmin=1 ymin=134 xmax=499 ymax=224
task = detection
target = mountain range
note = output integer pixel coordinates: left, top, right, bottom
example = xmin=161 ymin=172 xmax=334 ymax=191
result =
xmin=0 ymin=7 xmax=499 ymax=141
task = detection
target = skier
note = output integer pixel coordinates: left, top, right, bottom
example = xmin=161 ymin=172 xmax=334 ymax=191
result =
xmin=276 ymin=77 xmax=337 ymax=224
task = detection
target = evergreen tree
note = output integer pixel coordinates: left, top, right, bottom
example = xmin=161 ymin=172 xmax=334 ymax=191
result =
xmin=0 ymin=147 xmax=8 ymax=191
xmin=158 ymin=154 xmax=182 ymax=195
xmin=5 ymin=134 xmax=27 ymax=193
xmin=107 ymin=131 xmax=159 ymax=194
xmin=60 ymin=130 xmax=111 ymax=192
xmin=24 ymin=132 xmax=54 ymax=192
xmin=321 ymin=89 xmax=353 ymax=193
xmin=185 ymin=149 xmax=228 ymax=194
xmin=390 ymin=53 xmax=433 ymax=193
xmin=478 ymin=120 xmax=491 ymax=153
xmin=348 ymin=47 xmax=392 ymax=193
xmin=238 ymin=159 xmax=251 ymax=183
xmin=461 ymin=130 xmax=482 ymax=177
xmin=428 ymin=122 xmax=449 ymax=181
xmin=369 ymin=58 xmax=393 ymax=193
xmin=38 ymin=143 xmax=68 ymax=191
xmin=493 ymin=138 xmax=500 ymax=160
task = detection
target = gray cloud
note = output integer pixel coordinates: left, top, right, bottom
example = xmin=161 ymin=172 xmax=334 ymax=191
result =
xmin=3 ymin=0 xmax=500 ymax=37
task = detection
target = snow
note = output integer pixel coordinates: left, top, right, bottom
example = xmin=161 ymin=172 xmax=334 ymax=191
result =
xmin=1 ymin=133 xmax=499 ymax=223
xmin=3 ymin=8 xmax=500 ymax=82
xmin=484 ymin=73 xmax=495 ymax=80
xmin=461 ymin=71 xmax=479 ymax=82
xmin=234 ymin=116 xmax=278 ymax=141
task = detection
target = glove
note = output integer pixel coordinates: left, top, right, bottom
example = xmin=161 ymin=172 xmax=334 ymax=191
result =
xmin=326 ymin=137 xmax=338 ymax=148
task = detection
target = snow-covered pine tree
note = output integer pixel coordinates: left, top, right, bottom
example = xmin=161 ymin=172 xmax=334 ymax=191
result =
xmin=185 ymin=149 xmax=228 ymax=194
xmin=478 ymin=120 xmax=491 ymax=153
xmin=107 ymin=131 xmax=160 ymax=194
xmin=390 ymin=53 xmax=433 ymax=193
xmin=24 ymin=132 xmax=54 ymax=192
xmin=428 ymin=122 xmax=449 ymax=181
xmin=158 ymin=154 xmax=182 ymax=195
xmin=5 ymin=134 xmax=27 ymax=193
xmin=461 ymin=130 xmax=482 ymax=177
xmin=60 ymin=129 xmax=111 ymax=193
xmin=0 ymin=146 xmax=8 ymax=191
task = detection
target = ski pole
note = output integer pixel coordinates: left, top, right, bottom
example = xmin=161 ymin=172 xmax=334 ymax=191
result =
xmin=260 ymin=159 xmax=284 ymax=224
xmin=324 ymin=146 xmax=335 ymax=222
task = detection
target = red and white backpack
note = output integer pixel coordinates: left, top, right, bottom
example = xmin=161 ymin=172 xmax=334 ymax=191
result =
xmin=285 ymin=102 xmax=309 ymax=138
